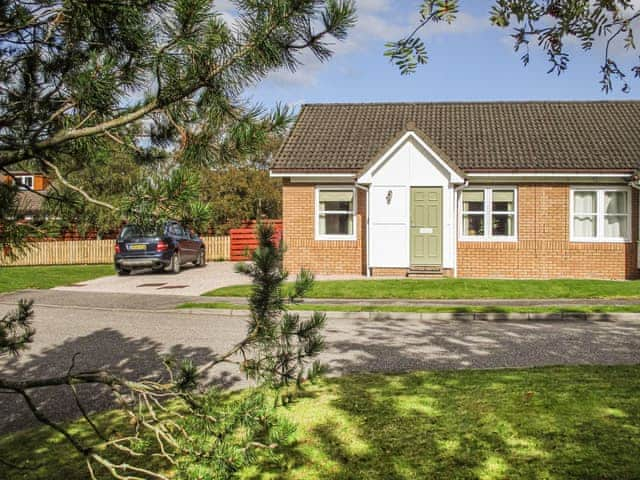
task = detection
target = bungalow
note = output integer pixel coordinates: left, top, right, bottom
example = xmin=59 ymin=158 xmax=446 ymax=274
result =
xmin=270 ymin=101 xmax=640 ymax=280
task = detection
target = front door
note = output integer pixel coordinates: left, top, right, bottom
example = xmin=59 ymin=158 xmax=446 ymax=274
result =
xmin=410 ymin=187 xmax=442 ymax=266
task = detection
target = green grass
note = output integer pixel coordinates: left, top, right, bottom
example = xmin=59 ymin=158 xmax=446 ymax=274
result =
xmin=178 ymin=301 xmax=640 ymax=315
xmin=207 ymin=278 xmax=640 ymax=300
xmin=2 ymin=366 xmax=640 ymax=479
xmin=0 ymin=265 xmax=113 ymax=293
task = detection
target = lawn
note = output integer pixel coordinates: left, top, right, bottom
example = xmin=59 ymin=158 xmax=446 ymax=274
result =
xmin=0 ymin=265 xmax=113 ymax=293
xmin=207 ymin=278 xmax=640 ymax=300
xmin=3 ymin=365 xmax=640 ymax=479
xmin=179 ymin=301 xmax=640 ymax=315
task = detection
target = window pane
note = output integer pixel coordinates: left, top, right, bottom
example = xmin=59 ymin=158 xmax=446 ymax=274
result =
xmin=492 ymin=214 xmax=514 ymax=236
xmin=573 ymin=215 xmax=596 ymax=237
xmin=463 ymin=214 xmax=484 ymax=236
xmin=492 ymin=190 xmax=514 ymax=212
xmin=605 ymin=215 xmax=628 ymax=238
xmin=605 ymin=191 xmax=628 ymax=214
xmin=574 ymin=191 xmax=596 ymax=214
xmin=462 ymin=190 xmax=484 ymax=212
xmin=319 ymin=190 xmax=353 ymax=212
xmin=319 ymin=213 xmax=353 ymax=236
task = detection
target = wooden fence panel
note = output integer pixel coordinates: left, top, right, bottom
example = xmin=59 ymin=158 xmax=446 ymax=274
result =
xmin=0 ymin=236 xmax=230 ymax=266
xmin=229 ymin=220 xmax=282 ymax=261
xmin=203 ymin=236 xmax=230 ymax=261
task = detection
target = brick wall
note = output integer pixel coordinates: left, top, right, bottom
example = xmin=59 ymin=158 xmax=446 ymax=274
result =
xmin=282 ymin=182 xmax=366 ymax=275
xmin=457 ymin=184 xmax=639 ymax=280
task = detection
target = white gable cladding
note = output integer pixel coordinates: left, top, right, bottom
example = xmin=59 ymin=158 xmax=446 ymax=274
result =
xmin=361 ymin=134 xmax=459 ymax=269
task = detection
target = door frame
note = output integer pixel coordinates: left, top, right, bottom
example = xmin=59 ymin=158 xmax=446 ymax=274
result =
xmin=409 ymin=186 xmax=443 ymax=266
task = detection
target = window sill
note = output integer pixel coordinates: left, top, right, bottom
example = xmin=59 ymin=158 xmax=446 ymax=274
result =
xmin=459 ymin=236 xmax=518 ymax=243
xmin=315 ymin=235 xmax=357 ymax=242
xmin=570 ymin=237 xmax=631 ymax=244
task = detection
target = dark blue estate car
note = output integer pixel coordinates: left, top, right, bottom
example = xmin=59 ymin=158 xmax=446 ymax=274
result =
xmin=114 ymin=221 xmax=206 ymax=275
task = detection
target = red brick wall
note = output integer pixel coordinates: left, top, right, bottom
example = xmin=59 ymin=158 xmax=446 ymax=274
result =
xmin=282 ymin=182 xmax=366 ymax=275
xmin=457 ymin=184 xmax=639 ymax=280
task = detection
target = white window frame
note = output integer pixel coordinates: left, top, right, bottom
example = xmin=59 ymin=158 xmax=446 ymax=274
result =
xmin=569 ymin=186 xmax=631 ymax=243
xmin=458 ymin=186 xmax=518 ymax=242
xmin=14 ymin=175 xmax=34 ymax=190
xmin=315 ymin=185 xmax=357 ymax=241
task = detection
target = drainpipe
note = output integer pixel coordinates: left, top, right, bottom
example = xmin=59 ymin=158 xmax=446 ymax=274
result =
xmin=628 ymin=175 xmax=640 ymax=269
xmin=452 ymin=180 xmax=469 ymax=278
xmin=355 ymin=183 xmax=371 ymax=277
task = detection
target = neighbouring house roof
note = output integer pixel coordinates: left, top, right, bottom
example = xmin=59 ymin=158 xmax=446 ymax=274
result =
xmin=16 ymin=191 xmax=45 ymax=215
xmin=271 ymin=101 xmax=640 ymax=174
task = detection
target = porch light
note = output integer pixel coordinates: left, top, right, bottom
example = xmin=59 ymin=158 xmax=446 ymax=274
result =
xmin=386 ymin=189 xmax=393 ymax=204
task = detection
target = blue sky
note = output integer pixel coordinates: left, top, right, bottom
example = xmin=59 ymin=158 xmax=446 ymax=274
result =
xmin=243 ymin=1 xmax=640 ymax=107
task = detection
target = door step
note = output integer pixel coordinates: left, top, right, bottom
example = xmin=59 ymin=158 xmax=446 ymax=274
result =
xmin=407 ymin=266 xmax=443 ymax=278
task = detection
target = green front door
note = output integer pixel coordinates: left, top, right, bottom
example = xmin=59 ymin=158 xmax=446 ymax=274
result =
xmin=410 ymin=187 xmax=442 ymax=266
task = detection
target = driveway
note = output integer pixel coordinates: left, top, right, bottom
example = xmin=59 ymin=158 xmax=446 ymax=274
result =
xmin=1 ymin=299 xmax=639 ymax=433
xmin=54 ymin=261 xmax=249 ymax=296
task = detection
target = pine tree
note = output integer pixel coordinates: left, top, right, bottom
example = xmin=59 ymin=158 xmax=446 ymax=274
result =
xmin=237 ymin=222 xmax=325 ymax=398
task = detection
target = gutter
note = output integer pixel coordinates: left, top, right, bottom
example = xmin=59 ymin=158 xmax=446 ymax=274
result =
xmin=355 ymin=183 xmax=371 ymax=277
xmin=451 ymin=180 xmax=469 ymax=278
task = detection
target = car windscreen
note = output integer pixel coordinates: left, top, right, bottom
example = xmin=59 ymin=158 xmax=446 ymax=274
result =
xmin=118 ymin=225 xmax=163 ymax=240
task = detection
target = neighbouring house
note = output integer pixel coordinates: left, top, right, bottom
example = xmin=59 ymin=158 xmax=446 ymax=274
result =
xmin=1 ymin=171 xmax=50 ymax=219
xmin=270 ymin=101 xmax=640 ymax=280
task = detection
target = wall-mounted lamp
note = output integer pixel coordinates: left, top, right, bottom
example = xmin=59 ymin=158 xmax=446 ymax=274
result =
xmin=386 ymin=189 xmax=393 ymax=205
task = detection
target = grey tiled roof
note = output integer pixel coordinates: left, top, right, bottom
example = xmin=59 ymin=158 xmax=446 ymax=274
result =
xmin=271 ymin=101 xmax=640 ymax=173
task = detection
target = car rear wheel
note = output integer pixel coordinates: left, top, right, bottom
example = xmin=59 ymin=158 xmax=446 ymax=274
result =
xmin=168 ymin=251 xmax=181 ymax=274
xmin=117 ymin=268 xmax=131 ymax=276
xmin=195 ymin=249 xmax=206 ymax=267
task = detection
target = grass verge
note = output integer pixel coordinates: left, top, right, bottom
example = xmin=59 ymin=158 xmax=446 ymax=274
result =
xmin=178 ymin=301 xmax=640 ymax=315
xmin=0 ymin=265 xmax=114 ymax=294
xmin=2 ymin=366 xmax=639 ymax=479
xmin=206 ymin=278 xmax=640 ymax=300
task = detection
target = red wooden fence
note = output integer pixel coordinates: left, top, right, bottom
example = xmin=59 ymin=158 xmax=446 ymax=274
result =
xmin=229 ymin=220 xmax=282 ymax=261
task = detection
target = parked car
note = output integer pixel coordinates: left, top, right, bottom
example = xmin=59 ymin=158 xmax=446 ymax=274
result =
xmin=114 ymin=221 xmax=206 ymax=275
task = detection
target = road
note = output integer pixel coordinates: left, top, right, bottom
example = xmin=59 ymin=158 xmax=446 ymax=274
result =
xmin=1 ymin=298 xmax=639 ymax=433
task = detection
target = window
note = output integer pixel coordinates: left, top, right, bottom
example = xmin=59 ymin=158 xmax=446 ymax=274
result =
xmin=460 ymin=187 xmax=517 ymax=241
xmin=14 ymin=175 xmax=34 ymax=190
xmin=570 ymin=187 xmax=631 ymax=242
xmin=316 ymin=187 xmax=356 ymax=240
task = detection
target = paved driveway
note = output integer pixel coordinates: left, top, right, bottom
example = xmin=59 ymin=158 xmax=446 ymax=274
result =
xmin=1 ymin=299 xmax=639 ymax=433
xmin=54 ymin=261 xmax=249 ymax=296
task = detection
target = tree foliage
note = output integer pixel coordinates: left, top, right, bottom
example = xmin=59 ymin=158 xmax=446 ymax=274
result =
xmin=386 ymin=0 xmax=640 ymax=92
xmin=0 ymin=299 xmax=35 ymax=357
xmin=0 ymin=0 xmax=356 ymax=240
xmin=119 ymin=166 xmax=214 ymax=233
xmin=1 ymin=0 xmax=350 ymax=477
xmin=237 ymin=223 xmax=325 ymax=397
xmin=201 ymin=166 xmax=282 ymax=234
xmin=0 ymin=224 xmax=325 ymax=479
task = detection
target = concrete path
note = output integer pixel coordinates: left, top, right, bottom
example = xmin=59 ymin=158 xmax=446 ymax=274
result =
xmin=54 ymin=261 xmax=250 ymax=296
xmin=1 ymin=300 xmax=639 ymax=433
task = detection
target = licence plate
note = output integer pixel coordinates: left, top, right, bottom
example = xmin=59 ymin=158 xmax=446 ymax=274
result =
xmin=128 ymin=244 xmax=147 ymax=251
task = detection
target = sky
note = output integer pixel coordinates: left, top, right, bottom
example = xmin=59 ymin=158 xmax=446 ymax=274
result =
xmin=241 ymin=1 xmax=640 ymax=107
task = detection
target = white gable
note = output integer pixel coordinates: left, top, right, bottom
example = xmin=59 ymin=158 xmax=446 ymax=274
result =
xmin=361 ymin=132 xmax=460 ymax=270
xmin=358 ymin=131 xmax=464 ymax=185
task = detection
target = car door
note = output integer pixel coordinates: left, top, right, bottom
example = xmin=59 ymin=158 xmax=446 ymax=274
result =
xmin=175 ymin=223 xmax=197 ymax=261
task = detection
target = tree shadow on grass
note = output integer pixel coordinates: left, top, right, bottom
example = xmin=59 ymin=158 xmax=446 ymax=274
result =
xmin=243 ymin=365 xmax=640 ymax=480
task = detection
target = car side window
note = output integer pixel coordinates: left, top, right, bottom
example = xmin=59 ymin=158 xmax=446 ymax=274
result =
xmin=168 ymin=223 xmax=181 ymax=236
